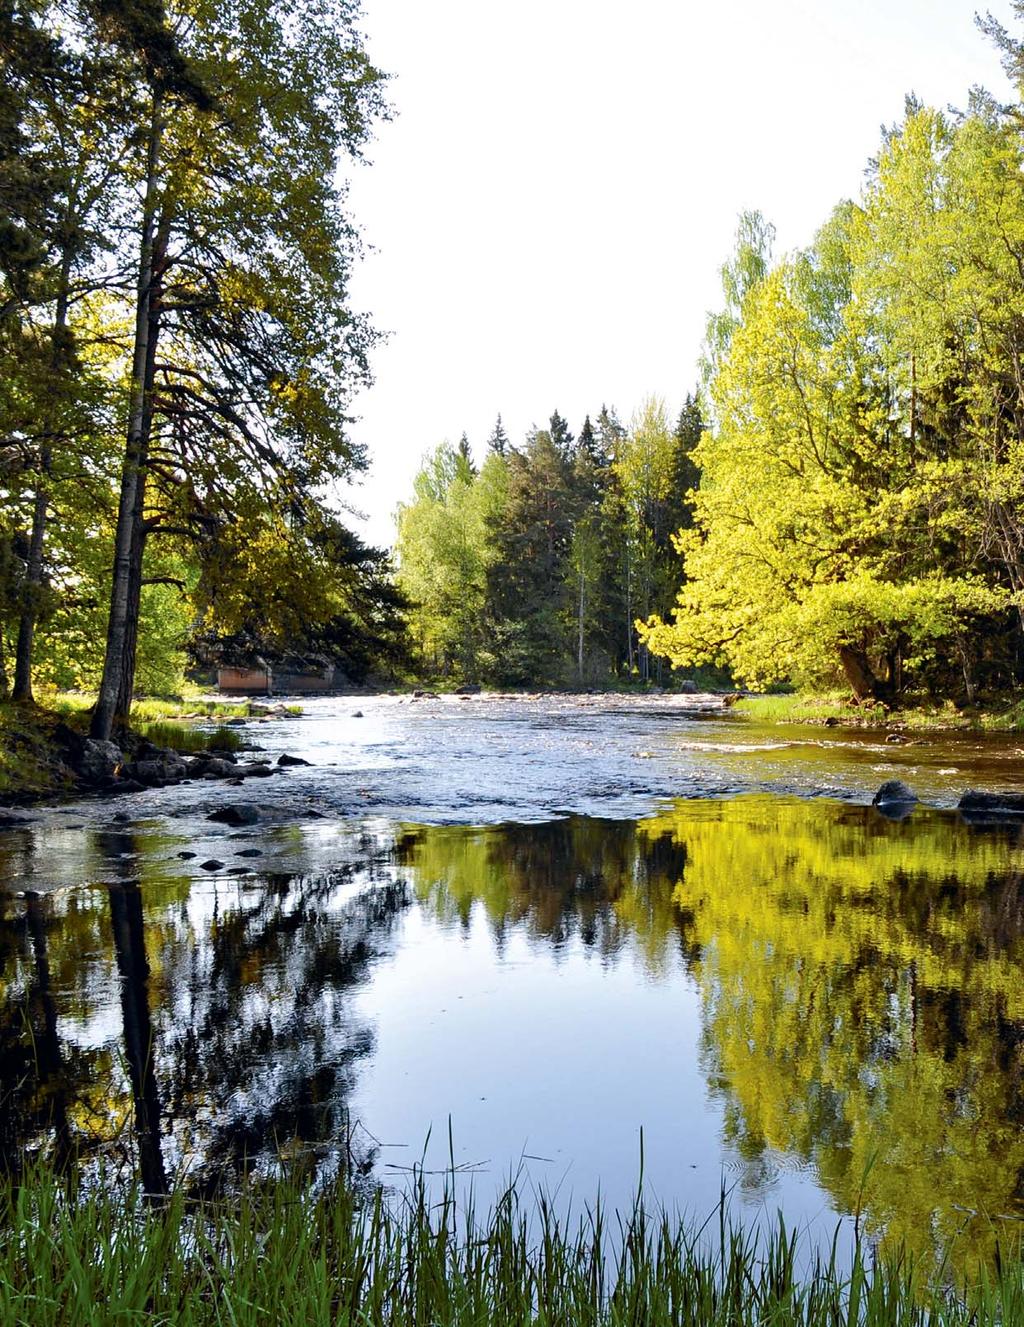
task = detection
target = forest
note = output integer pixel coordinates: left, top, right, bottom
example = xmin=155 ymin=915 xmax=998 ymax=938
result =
xmin=0 ymin=0 xmax=406 ymax=739
xmin=9 ymin=1 xmax=1024 ymax=718
xmin=400 ymin=15 xmax=1024 ymax=707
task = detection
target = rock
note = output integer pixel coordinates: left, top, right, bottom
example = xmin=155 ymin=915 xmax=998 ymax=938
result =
xmin=873 ymin=780 xmax=918 ymax=807
xmin=199 ymin=859 xmax=225 ymax=871
xmin=885 ymin=732 xmax=906 ymax=745
xmin=238 ymin=763 xmax=274 ymax=777
xmin=227 ymin=866 xmax=252 ymax=875
xmin=177 ymin=851 xmax=197 ymax=859
xmin=107 ymin=778 xmax=145 ymax=795
xmin=235 ymin=847 xmax=263 ymax=857
xmin=958 ymin=790 xmax=1024 ymax=818
xmin=352 ymin=710 xmax=364 ymax=718
xmin=226 ymin=717 xmax=248 ymax=727
xmin=186 ymin=756 xmax=236 ymax=779
xmin=823 ymin=716 xmax=840 ymax=727
xmin=678 ymin=679 xmax=699 ymax=694
xmin=454 ymin=685 xmax=481 ymax=695
xmin=207 ymin=804 xmax=259 ymax=826
xmin=277 ymin=753 xmax=310 ymax=767
xmin=873 ymin=781 xmax=918 ymax=818
xmin=76 ymin=737 xmax=124 ymax=782
xmin=127 ymin=751 xmax=188 ymax=784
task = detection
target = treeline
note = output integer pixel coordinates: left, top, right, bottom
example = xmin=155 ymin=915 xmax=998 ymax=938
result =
xmin=396 ymin=401 xmax=701 ymax=687
xmin=643 ymin=17 xmax=1024 ymax=707
xmin=0 ymin=0 xmax=405 ymax=735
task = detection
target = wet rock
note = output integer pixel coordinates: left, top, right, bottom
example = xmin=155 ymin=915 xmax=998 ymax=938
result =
xmin=238 ymin=763 xmax=274 ymax=777
xmin=958 ymin=790 xmax=1024 ymax=818
xmin=872 ymin=781 xmax=918 ymax=819
xmin=277 ymin=753 xmax=310 ymax=766
xmin=108 ymin=778 xmax=145 ymax=795
xmin=678 ymin=679 xmax=699 ymax=694
xmin=235 ymin=847 xmax=263 ymax=857
xmin=199 ymin=859 xmax=224 ymax=871
xmin=885 ymin=732 xmax=906 ymax=745
xmin=177 ymin=850 xmax=197 ymax=859
xmin=873 ymin=780 xmax=918 ymax=807
xmin=207 ymin=804 xmax=259 ymax=826
xmin=186 ymin=756 xmax=236 ymax=779
xmin=352 ymin=710 xmax=364 ymax=717
xmin=455 ymin=685 xmax=481 ymax=695
xmin=226 ymin=717 xmax=248 ymax=727
xmin=77 ymin=737 xmax=124 ymax=782
xmin=823 ymin=716 xmax=840 ymax=727
xmin=127 ymin=752 xmax=188 ymax=784
xmin=227 ymin=866 xmax=252 ymax=875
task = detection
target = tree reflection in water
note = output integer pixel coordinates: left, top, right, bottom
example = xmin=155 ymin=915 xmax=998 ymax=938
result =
xmin=3 ymin=797 xmax=1024 ymax=1273
xmin=0 ymin=830 xmax=409 ymax=1194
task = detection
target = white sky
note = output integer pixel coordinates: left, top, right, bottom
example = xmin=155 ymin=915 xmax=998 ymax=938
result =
xmin=340 ymin=0 xmax=1017 ymax=549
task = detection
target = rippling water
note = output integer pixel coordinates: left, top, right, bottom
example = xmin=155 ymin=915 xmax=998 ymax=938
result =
xmin=3 ymin=694 xmax=1024 ymax=1272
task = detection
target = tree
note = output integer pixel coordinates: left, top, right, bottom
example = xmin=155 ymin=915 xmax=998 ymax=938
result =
xmin=91 ymin=0 xmax=386 ymax=737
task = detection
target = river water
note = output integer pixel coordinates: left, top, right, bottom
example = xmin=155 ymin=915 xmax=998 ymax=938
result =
xmin=3 ymin=693 xmax=1024 ymax=1270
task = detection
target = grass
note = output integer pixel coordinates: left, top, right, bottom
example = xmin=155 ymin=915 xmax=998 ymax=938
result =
xmin=1 ymin=1162 xmax=1022 ymax=1326
xmin=735 ymin=692 xmax=1024 ymax=733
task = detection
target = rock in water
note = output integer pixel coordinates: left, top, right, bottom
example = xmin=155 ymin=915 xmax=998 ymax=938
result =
xmin=207 ymin=804 xmax=259 ymax=826
xmin=958 ymin=790 xmax=1024 ymax=817
xmin=873 ymin=780 xmax=918 ymax=807
xmin=678 ymin=679 xmax=699 ymax=694
xmin=277 ymin=753 xmax=311 ymax=766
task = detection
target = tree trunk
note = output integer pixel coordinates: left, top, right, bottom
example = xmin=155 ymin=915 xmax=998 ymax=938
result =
xmin=13 ymin=249 xmax=72 ymax=703
xmin=92 ymin=97 xmax=164 ymax=740
xmin=838 ymin=643 xmax=891 ymax=705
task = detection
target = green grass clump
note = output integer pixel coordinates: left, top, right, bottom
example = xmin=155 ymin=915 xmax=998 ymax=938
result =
xmin=1 ymin=1162 xmax=1022 ymax=1325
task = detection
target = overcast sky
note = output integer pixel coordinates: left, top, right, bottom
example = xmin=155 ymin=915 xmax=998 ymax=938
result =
xmin=340 ymin=0 xmax=1017 ymax=548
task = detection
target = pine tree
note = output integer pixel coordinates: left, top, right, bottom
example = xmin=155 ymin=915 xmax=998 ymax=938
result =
xmin=486 ymin=414 xmax=509 ymax=455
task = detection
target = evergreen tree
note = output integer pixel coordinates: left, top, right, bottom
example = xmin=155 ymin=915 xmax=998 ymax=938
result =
xmin=486 ymin=414 xmax=509 ymax=455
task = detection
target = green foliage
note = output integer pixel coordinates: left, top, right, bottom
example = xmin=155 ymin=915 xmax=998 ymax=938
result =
xmin=644 ymin=76 xmax=1024 ymax=705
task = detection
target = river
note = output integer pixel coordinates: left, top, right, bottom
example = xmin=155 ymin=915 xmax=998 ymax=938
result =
xmin=3 ymin=692 xmax=1024 ymax=1270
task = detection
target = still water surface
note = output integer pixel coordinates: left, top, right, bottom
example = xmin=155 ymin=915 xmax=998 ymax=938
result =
xmin=3 ymin=695 xmax=1024 ymax=1271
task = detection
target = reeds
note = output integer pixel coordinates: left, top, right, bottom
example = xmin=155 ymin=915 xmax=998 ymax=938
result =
xmin=2 ymin=1162 xmax=1022 ymax=1326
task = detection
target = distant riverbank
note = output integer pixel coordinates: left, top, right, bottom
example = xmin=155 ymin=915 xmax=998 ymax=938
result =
xmin=735 ymin=692 xmax=1024 ymax=733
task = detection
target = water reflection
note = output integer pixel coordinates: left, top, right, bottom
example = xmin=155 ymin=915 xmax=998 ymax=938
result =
xmin=1 ymin=797 xmax=1023 ymax=1273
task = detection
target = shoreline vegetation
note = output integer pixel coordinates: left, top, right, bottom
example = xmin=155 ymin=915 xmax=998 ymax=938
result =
xmin=4 ymin=1161 xmax=1023 ymax=1326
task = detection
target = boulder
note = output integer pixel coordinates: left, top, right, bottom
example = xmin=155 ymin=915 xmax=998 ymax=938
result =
xmin=207 ymin=804 xmax=259 ymax=826
xmin=238 ymin=763 xmax=274 ymax=777
xmin=454 ymin=685 xmax=481 ymax=695
xmin=352 ymin=710 xmax=364 ymax=717
xmin=873 ymin=780 xmax=918 ymax=808
xmin=127 ymin=751 xmax=188 ymax=785
xmin=958 ymin=790 xmax=1024 ymax=818
xmin=186 ymin=756 xmax=236 ymax=779
xmin=277 ymin=753 xmax=310 ymax=767
xmin=77 ymin=738 xmax=124 ymax=783
xmin=678 ymin=679 xmax=699 ymax=694
xmin=235 ymin=847 xmax=263 ymax=857
xmin=199 ymin=859 xmax=225 ymax=871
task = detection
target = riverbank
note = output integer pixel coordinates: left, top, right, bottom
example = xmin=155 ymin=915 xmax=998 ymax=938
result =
xmin=734 ymin=692 xmax=1024 ymax=732
xmin=5 ymin=1162 xmax=1020 ymax=1326
xmin=0 ymin=694 xmax=302 ymax=802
